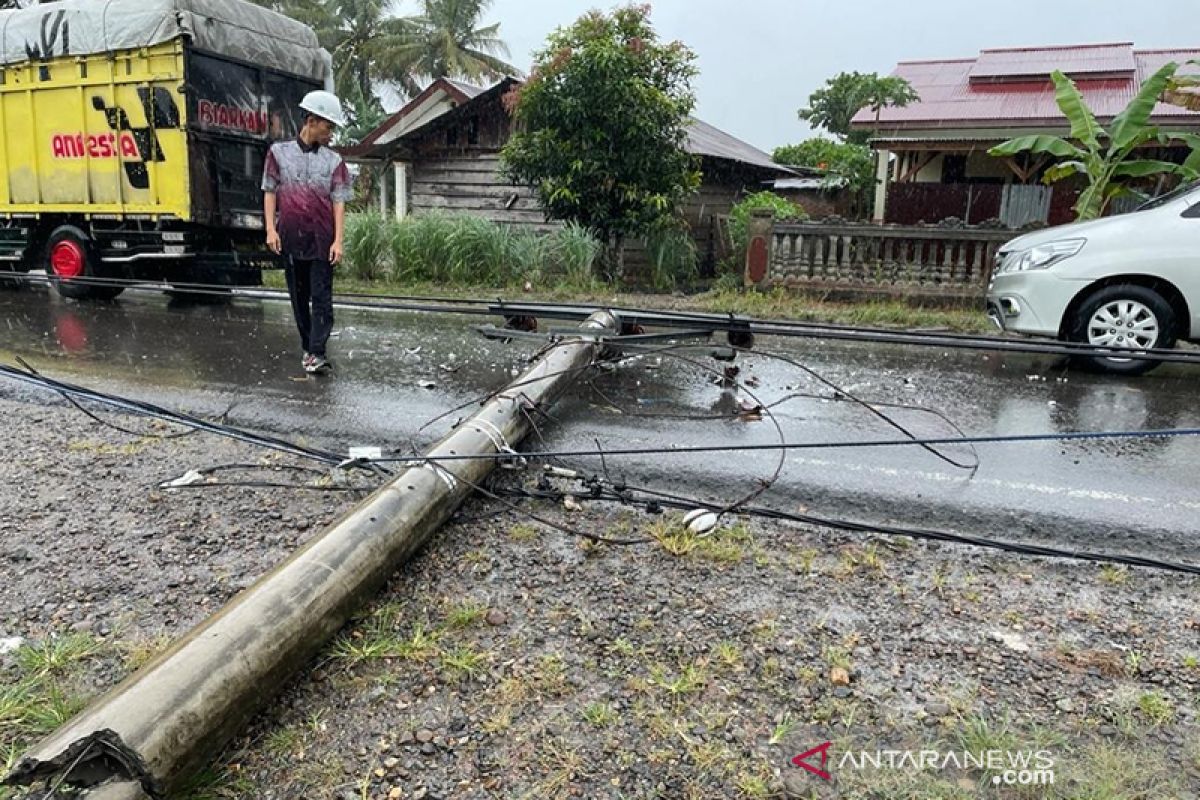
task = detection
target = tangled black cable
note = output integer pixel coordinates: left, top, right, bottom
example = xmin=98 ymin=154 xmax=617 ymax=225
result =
xmin=738 ymin=347 xmax=980 ymax=473
xmin=403 ymin=338 xmax=792 ymax=517
xmin=581 ymin=345 xmax=980 ymax=474
xmin=0 ymin=360 xmax=362 ymax=469
xmin=495 ymin=479 xmax=1200 ymax=575
xmin=13 ymin=356 xmax=200 ymax=440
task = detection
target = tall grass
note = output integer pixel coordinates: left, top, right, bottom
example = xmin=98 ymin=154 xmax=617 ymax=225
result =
xmin=342 ymin=213 xmax=390 ymax=282
xmin=644 ymin=227 xmax=698 ymax=292
xmin=352 ymin=212 xmax=604 ymax=289
xmin=546 ymin=222 xmax=604 ymax=292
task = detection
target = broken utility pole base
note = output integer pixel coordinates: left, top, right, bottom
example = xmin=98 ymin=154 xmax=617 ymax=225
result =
xmin=3 ymin=310 xmax=620 ymax=800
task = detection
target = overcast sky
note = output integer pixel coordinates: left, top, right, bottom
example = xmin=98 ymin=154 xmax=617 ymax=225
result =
xmin=471 ymin=0 xmax=1199 ymax=153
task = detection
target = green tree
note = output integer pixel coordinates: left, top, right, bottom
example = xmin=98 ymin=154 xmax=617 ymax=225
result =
xmin=500 ymin=5 xmax=701 ymax=277
xmin=772 ymin=136 xmax=875 ymax=215
xmin=402 ymin=0 xmax=519 ymax=88
xmin=280 ymin=0 xmax=418 ymax=101
xmin=263 ymin=0 xmax=517 ymax=103
xmin=799 ymin=71 xmax=918 ymax=145
xmin=990 ymin=64 xmax=1200 ymax=221
xmin=339 ymin=81 xmax=389 ymax=144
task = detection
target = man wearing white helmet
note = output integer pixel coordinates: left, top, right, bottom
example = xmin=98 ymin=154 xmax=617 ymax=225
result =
xmin=262 ymin=90 xmax=352 ymax=375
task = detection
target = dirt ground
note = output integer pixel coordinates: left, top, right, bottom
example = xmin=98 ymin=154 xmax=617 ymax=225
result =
xmin=1 ymin=391 xmax=1198 ymax=800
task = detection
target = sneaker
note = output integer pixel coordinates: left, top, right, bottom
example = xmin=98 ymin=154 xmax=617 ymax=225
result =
xmin=302 ymin=353 xmax=315 ymax=370
xmin=305 ymin=356 xmax=331 ymax=374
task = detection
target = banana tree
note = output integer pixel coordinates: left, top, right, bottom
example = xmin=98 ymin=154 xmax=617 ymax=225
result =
xmin=989 ymin=63 xmax=1200 ymax=221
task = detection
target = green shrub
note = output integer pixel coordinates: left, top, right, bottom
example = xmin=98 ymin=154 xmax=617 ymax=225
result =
xmin=728 ymin=191 xmax=807 ymax=262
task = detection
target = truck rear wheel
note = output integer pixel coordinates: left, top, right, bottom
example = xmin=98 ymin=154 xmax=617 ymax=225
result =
xmin=46 ymin=227 xmax=124 ymax=300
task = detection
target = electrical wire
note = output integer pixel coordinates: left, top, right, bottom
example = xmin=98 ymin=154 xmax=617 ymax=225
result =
xmin=494 ymin=481 xmax=1200 ymax=575
xmin=0 ymin=361 xmax=357 ymax=467
xmin=486 ymin=300 xmax=1200 ymax=365
xmin=7 ymin=268 xmax=1200 ymax=366
xmin=739 ymin=347 xmax=979 ymax=473
xmin=582 ymin=345 xmax=979 ymax=473
xmin=162 ymin=481 xmax=373 ymax=492
xmin=13 ymin=356 xmax=200 ymax=440
xmin=369 ymin=426 xmax=1200 ymax=464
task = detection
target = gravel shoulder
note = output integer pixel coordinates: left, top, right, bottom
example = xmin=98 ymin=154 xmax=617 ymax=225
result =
xmin=1 ymin=392 xmax=1198 ymax=800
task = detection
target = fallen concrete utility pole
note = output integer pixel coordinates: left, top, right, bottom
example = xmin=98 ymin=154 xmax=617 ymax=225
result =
xmin=4 ymin=310 xmax=620 ymax=800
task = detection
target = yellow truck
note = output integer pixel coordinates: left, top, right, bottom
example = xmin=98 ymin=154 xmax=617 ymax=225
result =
xmin=0 ymin=0 xmax=331 ymax=298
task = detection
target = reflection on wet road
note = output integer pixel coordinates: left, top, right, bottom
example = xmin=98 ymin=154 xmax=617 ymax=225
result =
xmin=3 ymin=286 xmax=1198 ymax=560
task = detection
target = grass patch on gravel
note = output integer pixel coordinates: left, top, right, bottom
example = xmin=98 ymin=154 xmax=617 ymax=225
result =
xmin=0 ymin=632 xmax=113 ymax=800
xmin=647 ymin=516 xmax=756 ymax=564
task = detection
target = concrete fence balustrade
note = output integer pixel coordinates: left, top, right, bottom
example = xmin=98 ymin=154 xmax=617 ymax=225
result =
xmin=744 ymin=211 xmax=1017 ymax=303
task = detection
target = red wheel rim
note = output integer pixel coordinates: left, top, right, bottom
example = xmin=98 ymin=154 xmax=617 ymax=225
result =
xmin=50 ymin=240 xmax=86 ymax=279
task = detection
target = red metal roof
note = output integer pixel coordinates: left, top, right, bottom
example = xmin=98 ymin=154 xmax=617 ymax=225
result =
xmin=969 ymin=42 xmax=1135 ymax=82
xmin=852 ymin=44 xmax=1200 ymax=130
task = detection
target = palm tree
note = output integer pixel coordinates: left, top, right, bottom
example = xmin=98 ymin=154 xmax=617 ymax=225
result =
xmin=403 ymin=0 xmax=520 ymax=88
xmin=254 ymin=0 xmax=518 ymax=103
xmin=273 ymin=0 xmax=417 ymax=103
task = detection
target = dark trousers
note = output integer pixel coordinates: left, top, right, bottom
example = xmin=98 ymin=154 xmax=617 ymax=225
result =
xmin=284 ymin=258 xmax=334 ymax=357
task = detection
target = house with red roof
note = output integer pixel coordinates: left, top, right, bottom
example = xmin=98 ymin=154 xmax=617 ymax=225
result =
xmin=853 ymin=43 xmax=1200 ymax=227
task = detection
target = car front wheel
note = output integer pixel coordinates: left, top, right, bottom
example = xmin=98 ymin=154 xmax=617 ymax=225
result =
xmin=1066 ymin=284 xmax=1176 ymax=375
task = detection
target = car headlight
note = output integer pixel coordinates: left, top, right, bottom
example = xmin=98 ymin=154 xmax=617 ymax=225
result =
xmin=996 ymin=239 xmax=1085 ymax=274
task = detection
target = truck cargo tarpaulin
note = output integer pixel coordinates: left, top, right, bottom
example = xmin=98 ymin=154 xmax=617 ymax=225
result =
xmin=0 ymin=0 xmax=332 ymax=299
xmin=0 ymin=0 xmax=332 ymax=87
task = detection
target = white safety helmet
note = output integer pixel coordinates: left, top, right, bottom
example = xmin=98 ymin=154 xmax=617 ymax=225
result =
xmin=299 ymin=90 xmax=347 ymax=127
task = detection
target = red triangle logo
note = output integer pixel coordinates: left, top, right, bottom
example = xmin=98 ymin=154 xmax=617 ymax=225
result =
xmin=791 ymin=741 xmax=833 ymax=780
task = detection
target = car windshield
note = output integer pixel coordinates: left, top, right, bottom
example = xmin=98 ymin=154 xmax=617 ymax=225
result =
xmin=1135 ymin=179 xmax=1200 ymax=211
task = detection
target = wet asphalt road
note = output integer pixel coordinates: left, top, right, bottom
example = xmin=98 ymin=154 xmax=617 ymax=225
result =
xmin=2 ymin=285 xmax=1198 ymax=563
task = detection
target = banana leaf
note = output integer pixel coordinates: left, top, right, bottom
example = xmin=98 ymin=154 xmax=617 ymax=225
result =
xmin=989 ymin=135 xmax=1080 ymax=159
xmin=1163 ymin=57 xmax=1200 ymax=109
xmin=1042 ymin=160 xmax=1086 ymax=183
xmin=1177 ymin=133 xmax=1200 ymax=174
xmin=1050 ymin=70 xmax=1102 ymax=152
xmin=1110 ymin=159 xmax=1188 ymax=178
xmin=1109 ymin=62 xmax=1179 ymax=154
xmin=1074 ymin=182 xmax=1106 ymax=221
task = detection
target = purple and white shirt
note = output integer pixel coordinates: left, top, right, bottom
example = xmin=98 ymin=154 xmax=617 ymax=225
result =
xmin=262 ymin=138 xmax=353 ymax=261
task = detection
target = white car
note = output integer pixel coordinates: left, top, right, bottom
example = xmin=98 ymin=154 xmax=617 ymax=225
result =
xmin=987 ymin=180 xmax=1200 ymax=374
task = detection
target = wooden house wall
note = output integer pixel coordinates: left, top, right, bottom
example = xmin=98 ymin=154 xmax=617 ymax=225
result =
xmin=400 ymin=102 xmax=779 ymax=274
